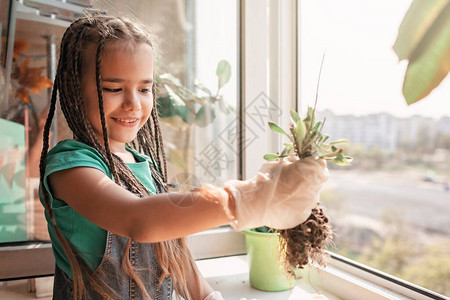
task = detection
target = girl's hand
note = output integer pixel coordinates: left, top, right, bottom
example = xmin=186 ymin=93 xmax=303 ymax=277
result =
xmin=203 ymin=291 xmax=225 ymax=300
xmin=224 ymin=157 xmax=329 ymax=231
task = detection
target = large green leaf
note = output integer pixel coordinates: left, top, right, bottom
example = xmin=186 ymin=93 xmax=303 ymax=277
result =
xmin=157 ymin=95 xmax=177 ymax=118
xmin=164 ymin=85 xmax=186 ymax=106
xmin=393 ymin=0 xmax=448 ymax=60
xmin=216 ymin=60 xmax=231 ymax=90
xmin=157 ymin=87 xmax=193 ymax=125
xmin=393 ymin=0 xmax=450 ymax=104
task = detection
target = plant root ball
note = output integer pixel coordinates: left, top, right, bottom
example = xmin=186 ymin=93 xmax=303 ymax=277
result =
xmin=278 ymin=204 xmax=333 ymax=277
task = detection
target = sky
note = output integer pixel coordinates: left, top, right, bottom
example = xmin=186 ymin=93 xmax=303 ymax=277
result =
xmin=300 ymin=0 xmax=450 ymax=119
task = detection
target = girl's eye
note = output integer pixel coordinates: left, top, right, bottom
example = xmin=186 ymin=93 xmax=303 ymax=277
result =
xmin=103 ymin=88 xmax=121 ymax=93
xmin=139 ymin=88 xmax=152 ymax=94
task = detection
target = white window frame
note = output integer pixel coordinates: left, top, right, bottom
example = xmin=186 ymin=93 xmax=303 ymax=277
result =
xmin=189 ymin=1 xmax=449 ymax=299
xmin=188 ymin=0 xmax=298 ymax=260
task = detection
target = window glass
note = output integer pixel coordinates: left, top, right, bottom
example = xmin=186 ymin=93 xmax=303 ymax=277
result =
xmin=0 ymin=0 xmax=238 ymax=244
xmin=300 ymin=0 xmax=450 ymax=295
xmin=1 ymin=0 xmax=69 ymax=243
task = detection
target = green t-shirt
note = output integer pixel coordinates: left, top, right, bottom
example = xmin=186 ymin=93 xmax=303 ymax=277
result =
xmin=40 ymin=139 xmax=157 ymax=279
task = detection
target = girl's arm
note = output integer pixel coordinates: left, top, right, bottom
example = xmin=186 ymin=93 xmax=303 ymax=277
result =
xmin=49 ymin=166 xmax=234 ymax=243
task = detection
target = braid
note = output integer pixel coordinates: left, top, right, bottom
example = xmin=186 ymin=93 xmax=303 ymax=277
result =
xmin=71 ymin=25 xmax=93 ymax=142
xmin=152 ymin=112 xmax=168 ymax=183
xmin=94 ymin=39 xmax=120 ymax=183
xmin=59 ymin=22 xmax=103 ymax=149
xmin=39 ymin=78 xmax=59 ymax=222
xmin=134 ymin=84 xmax=169 ymax=191
xmin=151 ymin=84 xmax=168 ymax=182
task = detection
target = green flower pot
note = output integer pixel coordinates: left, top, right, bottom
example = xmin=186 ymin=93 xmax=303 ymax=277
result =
xmin=243 ymin=229 xmax=295 ymax=291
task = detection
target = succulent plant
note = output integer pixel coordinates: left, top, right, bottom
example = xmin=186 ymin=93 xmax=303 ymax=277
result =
xmin=262 ymin=104 xmax=352 ymax=276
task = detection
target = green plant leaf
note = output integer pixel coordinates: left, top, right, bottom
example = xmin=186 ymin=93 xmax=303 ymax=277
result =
xmin=164 ymin=85 xmax=186 ymax=106
xmin=194 ymin=79 xmax=212 ymax=96
xmin=263 ymin=153 xmax=279 ymax=161
xmin=283 ymin=143 xmax=294 ymax=154
xmin=157 ymin=94 xmax=193 ymax=126
xmin=218 ymin=99 xmax=232 ymax=115
xmin=254 ymin=226 xmax=271 ymax=233
xmin=393 ymin=0 xmax=450 ymax=104
xmin=216 ymin=60 xmax=231 ymax=90
xmin=307 ymin=107 xmax=315 ymax=118
xmin=156 ymin=95 xmax=177 ymax=118
xmin=268 ymin=122 xmax=290 ymax=137
xmin=280 ymin=147 xmax=290 ymax=157
xmin=333 ymin=153 xmax=352 ymax=166
xmin=160 ymin=73 xmax=184 ymax=88
xmin=312 ymin=121 xmax=322 ymax=132
xmin=176 ymin=105 xmax=194 ymax=124
xmin=402 ymin=17 xmax=450 ymax=104
xmin=195 ymin=103 xmax=216 ymax=127
xmin=290 ymin=110 xmax=301 ymax=124
xmin=330 ymin=139 xmax=349 ymax=145
xmin=303 ymin=107 xmax=315 ymax=129
xmin=162 ymin=85 xmax=195 ymax=124
xmin=296 ymin=119 xmax=307 ymax=140
xmin=393 ymin=0 xmax=449 ymax=60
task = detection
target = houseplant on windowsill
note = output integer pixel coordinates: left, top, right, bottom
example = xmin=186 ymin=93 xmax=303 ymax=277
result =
xmin=243 ymin=104 xmax=352 ymax=291
xmin=156 ymin=60 xmax=234 ymax=172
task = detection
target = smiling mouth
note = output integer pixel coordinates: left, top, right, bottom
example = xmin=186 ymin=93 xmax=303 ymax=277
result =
xmin=112 ymin=118 xmax=140 ymax=126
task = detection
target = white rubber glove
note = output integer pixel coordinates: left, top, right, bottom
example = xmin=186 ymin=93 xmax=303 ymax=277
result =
xmin=224 ymin=157 xmax=328 ymax=231
xmin=203 ymin=291 xmax=225 ymax=300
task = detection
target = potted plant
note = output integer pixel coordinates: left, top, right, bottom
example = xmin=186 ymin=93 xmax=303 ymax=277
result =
xmin=156 ymin=60 xmax=234 ymax=172
xmin=243 ymin=226 xmax=295 ymax=291
xmin=243 ymin=103 xmax=352 ymax=291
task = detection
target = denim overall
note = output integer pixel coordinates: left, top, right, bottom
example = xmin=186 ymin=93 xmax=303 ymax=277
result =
xmin=52 ymin=183 xmax=173 ymax=299
xmin=52 ymin=233 xmax=173 ymax=300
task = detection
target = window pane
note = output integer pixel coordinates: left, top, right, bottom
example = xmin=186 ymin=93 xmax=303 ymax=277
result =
xmin=300 ymin=0 xmax=450 ymax=295
xmin=1 ymin=0 xmax=69 ymax=243
xmin=0 ymin=0 xmax=238 ymax=244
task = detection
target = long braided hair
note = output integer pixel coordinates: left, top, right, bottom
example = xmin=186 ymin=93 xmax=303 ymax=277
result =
xmin=39 ymin=14 xmax=198 ymax=300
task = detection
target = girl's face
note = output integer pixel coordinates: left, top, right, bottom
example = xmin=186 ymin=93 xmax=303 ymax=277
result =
xmin=81 ymin=42 xmax=154 ymax=152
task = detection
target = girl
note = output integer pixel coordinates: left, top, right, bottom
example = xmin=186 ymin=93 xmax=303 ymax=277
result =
xmin=39 ymin=13 xmax=328 ymax=300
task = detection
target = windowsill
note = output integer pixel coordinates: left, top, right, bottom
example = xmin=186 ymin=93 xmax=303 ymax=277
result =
xmin=196 ymin=254 xmax=447 ymax=300
xmin=197 ymin=255 xmax=340 ymax=300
